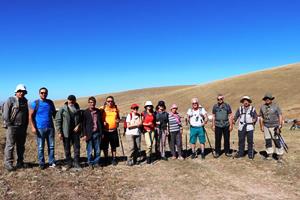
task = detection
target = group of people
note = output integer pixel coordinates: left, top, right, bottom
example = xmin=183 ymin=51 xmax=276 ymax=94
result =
xmin=2 ymin=84 xmax=285 ymax=171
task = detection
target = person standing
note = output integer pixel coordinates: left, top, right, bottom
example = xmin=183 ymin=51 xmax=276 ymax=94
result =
xmin=100 ymin=96 xmax=120 ymax=166
xmin=29 ymin=87 xmax=56 ymax=169
xmin=155 ymin=100 xmax=169 ymax=161
xmin=55 ymin=95 xmax=82 ymax=169
xmin=82 ymin=96 xmax=103 ymax=168
xmin=125 ymin=104 xmax=142 ymax=166
xmin=211 ymin=94 xmax=233 ymax=158
xmin=259 ymin=93 xmax=284 ymax=161
xmin=186 ymin=98 xmax=208 ymax=159
xmin=3 ymin=84 xmax=29 ymax=171
xmin=142 ymin=101 xmax=156 ymax=164
xmin=168 ymin=104 xmax=184 ymax=160
xmin=233 ymin=96 xmax=257 ymax=159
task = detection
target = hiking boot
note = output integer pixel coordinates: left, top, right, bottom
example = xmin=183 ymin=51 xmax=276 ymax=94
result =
xmin=234 ymin=154 xmax=242 ymax=159
xmin=161 ymin=157 xmax=168 ymax=161
xmin=4 ymin=164 xmax=15 ymax=172
xmin=191 ymin=153 xmax=196 ymax=159
xmin=266 ymin=154 xmax=273 ymax=160
xmin=201 ymin=152 xmax=205 ymax=160
xmin=146 ymin=157 xmax=151 ymax=164
xmin=39 ymin=165 xmax=45 ymax=170
xmin=16 ymin=162 xmax=26 ymax=169
xmin=73 ymin=162 xmax=81 ymax=169
xmin=111 ymin=158 xmax=118 ymax=166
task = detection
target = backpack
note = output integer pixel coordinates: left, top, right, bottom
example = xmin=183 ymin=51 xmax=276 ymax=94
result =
xmin=124 ymin=112 xmax=141 ymax=129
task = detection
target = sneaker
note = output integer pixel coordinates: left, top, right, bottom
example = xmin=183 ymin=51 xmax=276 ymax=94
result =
xmin=214 ymin=153 xmax=220 ymax=158
xmin=49 ymin=163 xmax=56 ymax=168
xmin=111 ymin=158 xmax=118 ymax=166
xmin=178 ymin=156 xmax=184 ymax=160
xmin=127 ymin=160 xmax=134 ymax=166
xmin=4 ymin=164 xmax=15 ymax=172
xmin=234 ymin=154 xmax=242 ymax=159
xmin=225 ymin=153 xmax=232 ymax=157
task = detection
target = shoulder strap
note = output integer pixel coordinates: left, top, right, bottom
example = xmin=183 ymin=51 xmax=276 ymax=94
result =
xmin=34 ymin=100 xmax=39 ymax=113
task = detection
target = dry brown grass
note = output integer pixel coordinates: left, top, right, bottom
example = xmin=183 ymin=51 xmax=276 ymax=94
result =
xmin=56 ymin=63 xmax=300 ymax=119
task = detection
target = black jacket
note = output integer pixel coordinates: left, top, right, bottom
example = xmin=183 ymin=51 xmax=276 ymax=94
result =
xmin=82 ymin=108 xmax=103 ymax=141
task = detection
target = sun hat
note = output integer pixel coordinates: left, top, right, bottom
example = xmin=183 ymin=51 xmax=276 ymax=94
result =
xmin=262 ymin=93 xmax=275 ymax=100
xmin=170 ymin=104 xmax=178 ymax=110
xmin=191 ymin=98 xmax=199 ymax=103
xmin=14 ymin=84 xmax=27 ymax=94
xmin=144 ymin=101 xmax=153 ymax=107
xmin=240 ymin=96 xmax=252 ymax=103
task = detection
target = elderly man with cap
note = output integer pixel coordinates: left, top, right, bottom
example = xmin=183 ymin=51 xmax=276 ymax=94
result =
xmin=259 ymin=93 xmax=284 ymax=160
xmin=125 ymin=103 xmax=142 ymax=166
xmin=3 ymin=84 xmax=29 ymax=171
xmin=233 ymin=96 xmax=257 ymax=159
xmin=55 ymin=95 xmax=82 ymax=169
xmin=211 ymin=94 xmax=233 ymax=158
xmin=186 ymin=98 xmax=208 ymax=159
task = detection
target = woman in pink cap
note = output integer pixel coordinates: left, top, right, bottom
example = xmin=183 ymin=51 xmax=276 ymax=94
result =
xmin=168 ymin=104 xmax=184 ymax=160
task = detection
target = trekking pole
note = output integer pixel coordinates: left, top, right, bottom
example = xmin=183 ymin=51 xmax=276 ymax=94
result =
xmin=203 ymin=127 xmax=215 ymax=157
xmin=118 ymin=128 xmax=125 ymax=158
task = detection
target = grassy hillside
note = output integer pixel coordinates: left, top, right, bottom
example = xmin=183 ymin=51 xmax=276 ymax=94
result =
xmin=56 ymin=63 xmax=300 ymax=118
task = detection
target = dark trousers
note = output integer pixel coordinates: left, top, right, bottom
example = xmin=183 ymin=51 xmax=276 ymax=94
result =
xmin=63 ymin=132 xmax=80 ymax=164
xmin=169 ymin=131 xmax=182 ymax=157
xmin=238 ymin=130 xmax=254 ymax=156
xmin=215 ymin=126 xmax=230 ymax=154
xmin=4 ymin=126 xmax=27 ymax=166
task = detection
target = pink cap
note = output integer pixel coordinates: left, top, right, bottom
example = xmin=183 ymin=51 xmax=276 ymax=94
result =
xmin=170 ymin=104 xmax=178 ymax=110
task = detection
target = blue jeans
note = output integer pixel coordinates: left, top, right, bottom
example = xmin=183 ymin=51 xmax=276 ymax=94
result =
xmin=36 ymin=128 xmax=55 ymax=166
xmin=86 ymin=132 xmax=101 ymax=165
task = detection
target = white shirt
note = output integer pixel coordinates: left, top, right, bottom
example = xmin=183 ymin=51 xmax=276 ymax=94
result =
xmin=125 ymin=112 xmax=141 ymax=136
xmin=187 ymin=107 xmax=207 ymax=127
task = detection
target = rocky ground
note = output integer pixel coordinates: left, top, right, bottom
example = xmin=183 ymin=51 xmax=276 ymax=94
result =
xmin=0 ymin=124 xmax=299 ymax=200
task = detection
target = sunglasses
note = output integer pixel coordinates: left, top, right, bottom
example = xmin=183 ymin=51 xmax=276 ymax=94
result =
xmin=217 ymin=98 xmax=223 ymax=101
xmin=192 ymin=102 xmax=198 ymax=105
xmin=40 ymin=92 xmax=48 ymax=95
xmin=106 ymin=100 xmax=113 ymax=103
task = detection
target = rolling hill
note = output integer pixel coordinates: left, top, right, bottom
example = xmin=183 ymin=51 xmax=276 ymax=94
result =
xmin=56 ymin=63 xmax=300 ymax=118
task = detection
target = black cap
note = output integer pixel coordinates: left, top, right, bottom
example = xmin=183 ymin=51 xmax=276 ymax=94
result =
xmin=67 ymin=95 xmax=76 ymax=101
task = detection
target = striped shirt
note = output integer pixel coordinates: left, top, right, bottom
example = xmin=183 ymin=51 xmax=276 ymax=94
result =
xmin=168 ymin=113 xmax=181 ymax=132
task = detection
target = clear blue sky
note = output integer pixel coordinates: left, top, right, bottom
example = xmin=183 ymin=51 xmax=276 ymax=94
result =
xmin=1 ymin=0 xmax=300 ymax=102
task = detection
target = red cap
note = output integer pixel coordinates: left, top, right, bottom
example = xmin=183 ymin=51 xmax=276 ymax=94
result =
xmin=130 ymin=104 xmax=139 ymax=109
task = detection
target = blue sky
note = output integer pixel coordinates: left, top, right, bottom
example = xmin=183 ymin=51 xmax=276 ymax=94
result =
xmin=1 ymin=0 xmax=300 ymax=102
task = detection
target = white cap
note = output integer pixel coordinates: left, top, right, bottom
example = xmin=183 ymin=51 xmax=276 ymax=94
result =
xmin=14 ymin=84 xmax=27 ymax=94
xmin=191 ymin=98 xmax=199 ymax=103
xmin=144 ymin=100 xmax=153 ymax=107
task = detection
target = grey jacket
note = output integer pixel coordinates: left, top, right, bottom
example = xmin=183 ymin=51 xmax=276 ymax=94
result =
xmin=3 ymin=96 xmax=29 ymax=127
xmin=55 ymin=102 xmax=82 ymax=138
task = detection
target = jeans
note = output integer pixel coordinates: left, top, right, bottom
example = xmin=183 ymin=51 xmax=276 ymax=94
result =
xmin=170 ymin=131 xmax=182 ymax=157
xmin=86 ymin=132 xmax=101 ymax=165
xmin=36 ymin=128 xmax=55 ymax=166
xmin=238 ymin=130 xmax=254 ymax=157
xmin=215 ymin=126 xmax=230 ymax=154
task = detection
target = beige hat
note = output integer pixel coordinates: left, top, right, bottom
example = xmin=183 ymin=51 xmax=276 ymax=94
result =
xmin=240 ymin=96 xmax=252 ymax=103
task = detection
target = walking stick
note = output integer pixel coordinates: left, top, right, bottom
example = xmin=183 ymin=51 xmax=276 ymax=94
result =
xmin=203 ymin=127 xmax=215 ymax=157
xmin=118 ymin=128 xmax=125 ymax=158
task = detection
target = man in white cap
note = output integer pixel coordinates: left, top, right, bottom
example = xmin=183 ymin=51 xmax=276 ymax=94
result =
xmin=3 ymin=84 xmax=29 ymax=171
xmin=186 ymin=98 xmax=208 ymax=159
xmin=259 ymin=93 xmax=284 ymax=161
xmin=233 ymin=96 xmax=257 ymax=159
